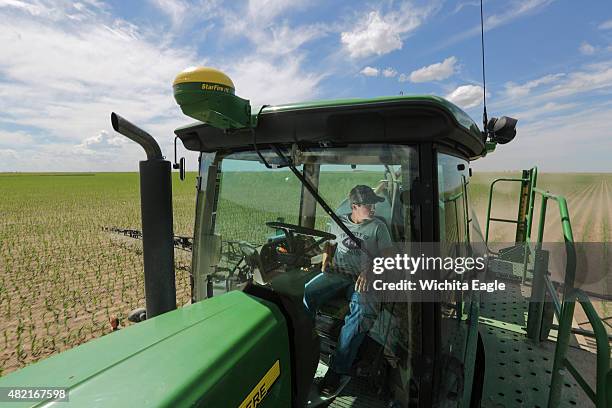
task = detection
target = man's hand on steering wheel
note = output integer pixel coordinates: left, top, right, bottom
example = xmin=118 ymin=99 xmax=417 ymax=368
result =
xmin=355 ymin=272 xmax=368 ymax=293
xmin=266 ymin=221 xmax=335 ymax=254
xmin=265 ymin=221 xmax=335 ymax=241
xmin=265 ymin=221 xmax=336 ymax=267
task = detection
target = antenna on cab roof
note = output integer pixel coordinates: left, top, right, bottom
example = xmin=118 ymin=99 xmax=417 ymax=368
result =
xmin=480 ymin=0 xmax=488 ymax=133
xmin=478 ymin=0 xmax=518 ymax=149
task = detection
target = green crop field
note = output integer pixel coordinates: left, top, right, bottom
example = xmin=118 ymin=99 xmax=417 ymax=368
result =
xmin=214 ymin=170 xmax=385 ymax=244
xmin=0 ymin=173 xmax=195 ymax=376
xmin=471 ymin=172 xmax=612 ymax=244
xmin=0 ymin=171 xmax=610 ymax=375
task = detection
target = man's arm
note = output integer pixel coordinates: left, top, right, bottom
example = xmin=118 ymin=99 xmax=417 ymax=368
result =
xmin=356 ymin=222 xmax=393 ymax=293
xmin=376 ymin=222 xmax=394 ymax=254
xmin=321 ymin=241 xmax=337 ymax=272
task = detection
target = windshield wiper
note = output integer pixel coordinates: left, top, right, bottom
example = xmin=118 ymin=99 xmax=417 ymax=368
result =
xmin=271 ymin=145 xmax=373 ymax=259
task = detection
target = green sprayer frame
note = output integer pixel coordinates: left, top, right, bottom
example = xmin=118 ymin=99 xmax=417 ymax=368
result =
xmin=485 ymin=168 xmax=611 ymax=407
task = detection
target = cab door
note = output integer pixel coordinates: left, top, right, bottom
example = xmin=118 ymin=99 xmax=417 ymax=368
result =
xmin=435 ymin=151 xmax=475 ymax=407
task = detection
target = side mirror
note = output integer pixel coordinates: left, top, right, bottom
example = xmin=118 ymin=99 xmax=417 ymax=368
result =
xmin=179 ymin=157 xmax=185 ymax=181
xmin=173 ymin=136 xmax=186 ymax=181
xmin=487 ymin=116 xmax=517 ymax=144
xmin=128 ymin=307 xmax=147 ymax=323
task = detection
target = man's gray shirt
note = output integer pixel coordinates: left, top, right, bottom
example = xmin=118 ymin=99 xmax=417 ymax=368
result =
xmin=329 ymin=214 xmax=392 ymax=277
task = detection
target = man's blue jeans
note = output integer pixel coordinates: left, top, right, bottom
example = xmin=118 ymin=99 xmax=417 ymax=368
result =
xmin=303 ymin=272 xmax=376 ymax=374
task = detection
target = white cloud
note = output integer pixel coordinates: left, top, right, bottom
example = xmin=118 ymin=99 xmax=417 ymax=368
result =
xmin=506 ymin=101 xmax=577 ymax=122
xmin=598 ymin=19 xmax=612 ymax=30
xmin=77 ymin=130 xmax=125 ymax=151
xmin=453 ymin=1 xmax=480 ymax=14
xmin=360 ymin=66 xmax=379 ymax=77
xmin=0 ymin=129 xmax=35 ymax=147
xmin=222 ymin=0 xmax=312 ymax=42
xmin=0 ymin=148 xmax=18 ymax=160
xmin=149 ymin=0 xmax=188 ymax=27
xmin=503 ymin=73 xmax=565 ymax=98
xmin=247 ymin=0 xmax=304 ymax=24
xmin=579 ymin=41 xmax=596 ymax=55
xmin=254 ymin=22 xmax=326 ymax=57
xmin=0 ymin=13 xmax=195 ymax=143
xmin=340 ymin=3 xmax=436 ymax=59
xmin=437 ymin=0 xmax=554 ymax=50
xmin=490 ymin=62 xmax=612 ymax=132
xmin=341 ymin=12 xmax=403 ymax=58
xmin=210 ymin=2 xmax=325 ymax=104
xmin=445 ymin=85 xmax=485 ymax=109
xmin=484 ymin=0 xmax=554 ymax=30
xmin=228 ymin=57 xmax=323 ymax=106
xmin=396 ymin=56 xmax=458 ymax=85
xmin=479 ymin=64 xmax=612 ymax=166
xmin=475 ymin=104 xmax=612 ymax=172
xmin=218 ymin=0 xmax=325 ymax=61
xmin=0 ymin=3 xmax=198 ymax=171
xmin=146 ymin=0 xmax=219 ymax=37
xmin=0 ymin=1 xmax=326 ymax=171
xmin=0 ymin=0 xmax=48 ymax=15
xmin=536 ymin=61 xmax=612 ymax=100
xmin=382 ymin=67 xmax=397 ymax=78
xmin=0 ymin=0 xmax=108 ymax=22
xmin=409 ymin=56 xmax=457 ymax=83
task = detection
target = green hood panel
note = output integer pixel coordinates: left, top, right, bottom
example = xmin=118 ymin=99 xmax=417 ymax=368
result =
xmin=0 ymin=291 xmax=291 ymax=407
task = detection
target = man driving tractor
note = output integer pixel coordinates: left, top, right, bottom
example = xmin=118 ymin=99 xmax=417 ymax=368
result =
xmin=303 ymin=185 xmax=393 ymax=396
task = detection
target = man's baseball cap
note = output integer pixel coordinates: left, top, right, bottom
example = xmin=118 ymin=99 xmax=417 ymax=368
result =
xmin=349 ymin=185 xmax=385 ymax=205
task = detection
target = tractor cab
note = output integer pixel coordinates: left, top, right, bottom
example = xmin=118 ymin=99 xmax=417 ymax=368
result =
xmin=3 ymin=66 xmax=607 ymax=408
xmin=173 ymin=67 xmax=492 ymax=407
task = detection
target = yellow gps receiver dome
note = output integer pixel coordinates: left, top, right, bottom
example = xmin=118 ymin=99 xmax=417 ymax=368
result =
xmin=173 ymin=66 xmax=251 ymax=129
xmin=173 ymin=67 xmax=235 ymax=93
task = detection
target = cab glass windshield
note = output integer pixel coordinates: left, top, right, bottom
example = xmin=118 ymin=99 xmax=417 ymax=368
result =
xmin=210 ymin=144 xmax=418 ymax=295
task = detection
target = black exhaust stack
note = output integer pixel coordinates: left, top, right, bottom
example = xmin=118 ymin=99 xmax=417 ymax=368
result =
xmin=111 ymin=112 xmax=176 ymax=318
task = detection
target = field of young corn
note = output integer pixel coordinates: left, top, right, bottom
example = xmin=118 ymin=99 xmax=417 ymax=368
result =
xmin=0 ymin=171 xmax=609 ymax=375
xmin=0 ymin=173 xmax=195 ymax=376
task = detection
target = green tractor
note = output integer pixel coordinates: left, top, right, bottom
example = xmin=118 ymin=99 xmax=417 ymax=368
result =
xmin=0 ymin=67 xmax=609 ymax=408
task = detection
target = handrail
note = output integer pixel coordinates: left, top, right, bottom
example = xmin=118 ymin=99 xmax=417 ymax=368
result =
xmin=487 ymin=169 xmax=608 ymax=406
xmin=485 ymin=177 xmax=528 ymax=243
xmin=524 ymin=167 xmax=538 ymax=241
xmin=543 ymin=274 xmax=562 ymax=318
xmin=549 ymin=289 xmax=611 ymax=407
xmin=531 ymin=189 xmax=577 ymax=300
xmin=528 ymin=189 xmax=608 ymax=408
xmin=486 ymin=167 xmax=537 ymax=282
xmin=485 ymin=166 xmax=537 ymax=245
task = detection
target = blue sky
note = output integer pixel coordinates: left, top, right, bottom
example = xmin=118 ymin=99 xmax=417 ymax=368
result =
xmin=0 ymin=0 xmax=610 ymax=172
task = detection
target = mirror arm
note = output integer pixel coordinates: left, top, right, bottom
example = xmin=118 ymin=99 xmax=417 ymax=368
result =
xmin=173 ymin=136 xmax=179 ymax=169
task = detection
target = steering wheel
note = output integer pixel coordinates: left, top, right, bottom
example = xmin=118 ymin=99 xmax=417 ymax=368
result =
xmin=265 ymin=222 xmax=335 ymax=265
xmin=266 ymin=222 xmax=335 ymax=240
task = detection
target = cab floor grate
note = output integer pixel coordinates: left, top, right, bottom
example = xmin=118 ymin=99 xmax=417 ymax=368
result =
xmin=480 ymin=324 xmax=581 ymax=407
xmin=479 ymin=279 xmax=587 ymax=407
xmin=329 ymin=376 xmax=387 ymax=408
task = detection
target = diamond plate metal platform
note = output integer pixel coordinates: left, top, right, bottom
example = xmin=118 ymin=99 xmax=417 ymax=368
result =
xmin=479 ymin=273 xmax=590 ymax=407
